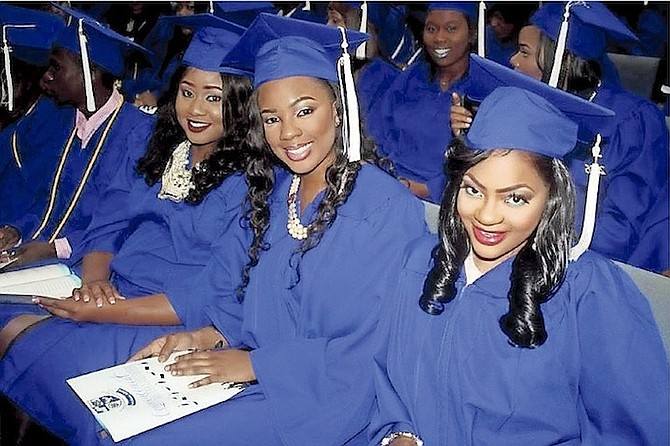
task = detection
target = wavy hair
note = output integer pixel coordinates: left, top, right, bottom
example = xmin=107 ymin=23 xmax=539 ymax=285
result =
xmin=136 ymin=66 xmax=254 ymax=204
xmin=419 ymin=139 xmax=575 ymax=348
xmin=236 ymin=79 xmax=386 ymax=301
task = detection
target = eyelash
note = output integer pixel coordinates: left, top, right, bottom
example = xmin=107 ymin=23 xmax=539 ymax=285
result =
xmin=462 ymin=185 xmax=530 ymax=206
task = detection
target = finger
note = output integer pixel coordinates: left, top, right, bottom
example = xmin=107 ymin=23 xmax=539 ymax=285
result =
xmin=451 ymin=91 xmax=462 ymax=107
xmin=158 ymin=335 xmax=181 ymax=362
xmin=188 ymin=375 xmax=214 ymax=389
xmin=128 ymin=339 xmax=164 ymax=362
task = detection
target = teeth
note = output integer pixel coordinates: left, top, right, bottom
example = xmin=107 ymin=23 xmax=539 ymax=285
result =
xmin=433 ymin=48 xmax=450 ymax=58
xmin=189 ymin=121 xmax=208 ymax=128
xmin=287 ymin=142 xmax=312 ymax=155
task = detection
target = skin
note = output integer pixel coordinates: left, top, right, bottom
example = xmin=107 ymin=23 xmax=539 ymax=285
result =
xmin=423 ymin=9 xmax=471 ymax=91
xmin=258 ymin=75 xmax=339 ymax=209
xmin=509 ymin=25 xmax=544 ymax=80
xmin=488 ymin=10 xmax=515 ymax=42
xmin=457 ymin=150 xmax=549 ymax=273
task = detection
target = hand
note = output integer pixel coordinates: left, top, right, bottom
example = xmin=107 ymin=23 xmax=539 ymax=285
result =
xmin=450 ymin=92 xmax=473 ymax=137
xmin=166 ymin=349 xmax=255 ymax=388
xmin=33 ymin=296 xmax=99 ymax=322
xmin=128 ymin=326 xmax=225 ymax=363
xmin=4 ymin=242 xmax=56 ymax=269
xmin=72 ymin=280 xmax=124 ymax=307
xmin=0 ymin=225 xmax=20 ymax=252
xmin=133 ymin=90 xmax=158 ymax=108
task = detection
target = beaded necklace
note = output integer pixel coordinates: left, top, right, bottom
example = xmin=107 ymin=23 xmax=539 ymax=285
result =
xmin=286 ymin=174 xmax=311 ymax=240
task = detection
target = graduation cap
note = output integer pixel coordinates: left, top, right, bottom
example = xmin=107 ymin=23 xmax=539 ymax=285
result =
xmin=222 ymin=13 xmax=368 ymax=162
xmin=158 ymin=13 xmax=248 ymax=75
xmin=464 ymin=81 xmax=614 ymax=261
xmin=52 ymin=4 xmax=152 ymax=112
xmin=213 ymin=1 xmax=277 ymax=27
xmin=0 ymin=4 xmax=65 ymax=111
xmin=530 ymin=1 xmax=639 ymax=88
xmin=427 ymin=2 xmax=487 ymax=57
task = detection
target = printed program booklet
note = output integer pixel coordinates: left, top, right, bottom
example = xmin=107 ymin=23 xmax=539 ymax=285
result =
xmin=67 ymin=351 xmax=247 ymax=442
xmin=0 ymin=263 xmax=81 ymax=300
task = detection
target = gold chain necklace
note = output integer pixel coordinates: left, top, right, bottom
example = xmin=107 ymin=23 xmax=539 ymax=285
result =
xmin=286 ymin=174 xmax=310 ymax=240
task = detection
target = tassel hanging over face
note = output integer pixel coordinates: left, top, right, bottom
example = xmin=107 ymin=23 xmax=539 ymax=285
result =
xmin=477 ymin=1 xmax=486 ymax=57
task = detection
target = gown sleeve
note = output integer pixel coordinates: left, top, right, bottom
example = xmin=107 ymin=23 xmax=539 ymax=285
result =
xmin=574 ymin=252 xmax=669 ymax=445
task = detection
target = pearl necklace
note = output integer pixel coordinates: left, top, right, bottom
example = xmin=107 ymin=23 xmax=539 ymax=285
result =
xmin=158 ymin=140 xmax=194 ymax=202
xmin=287 ymin=174 xmax=310 ymax=240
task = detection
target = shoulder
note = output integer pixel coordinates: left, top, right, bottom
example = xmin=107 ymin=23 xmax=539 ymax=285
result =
xmin=205 ymin=172 xmax=248 ymax=211
xmin=340 ymin=164 xmax=427 ymax=223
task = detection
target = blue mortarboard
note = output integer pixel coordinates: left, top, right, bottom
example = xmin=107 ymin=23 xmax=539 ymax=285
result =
xmin=0 ymin=3 xmax=64 ymax=66
xmin=466 ymin=54 xmax=614 ymax=142
xmin=530 ymin=2 xmax=638 ymax=87
xmin=158 ymin=13 xmax=248 ymax=75
xmin=530 ymin=1 xmax=638 ymax=61
xmin=213 ymin=1 xmax=276 ymax=27
xmin=223 ymin=13 xmax=368 ymax=162
xmin=222 ymin=13 xmax=367 ymax=87
xmin=51 ymin=4 xmax=152 ymax=112
xmin=428 ymin=2 xmax=477 ymax=18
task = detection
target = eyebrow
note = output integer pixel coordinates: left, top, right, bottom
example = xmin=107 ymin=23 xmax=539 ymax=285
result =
xmin=179 ymin=79 xmax=223 ymax=91
xmin=464 ymin=174 xmax=535 ymax=194
xmin=260 ymin=95 xmax=316 ymax=114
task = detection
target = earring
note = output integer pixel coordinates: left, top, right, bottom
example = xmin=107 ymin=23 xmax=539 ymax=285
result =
xmin=335 ymin=117 xmax=341 ymax=127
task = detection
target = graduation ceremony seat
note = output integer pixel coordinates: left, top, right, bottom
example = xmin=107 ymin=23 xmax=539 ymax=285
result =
xmin=607 ymin=52 xmax=661 ymax=100
xmin=422 ymin=199 xmax=670 ymax=359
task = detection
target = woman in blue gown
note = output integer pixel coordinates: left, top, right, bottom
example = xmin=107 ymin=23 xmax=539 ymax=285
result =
xmin=453 ymin=1 xmax=669 ymax=273
xmin=365 ymin=2 xmax=499 ymax=203
xmin=0 ymin=14 xmax=429 ymax=446
xmin=369 ymin=87 xmax=669 ymax=446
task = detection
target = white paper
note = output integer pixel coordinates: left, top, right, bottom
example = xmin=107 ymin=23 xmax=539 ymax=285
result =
xmin=67 ymin=351 xmax=246 ymax=442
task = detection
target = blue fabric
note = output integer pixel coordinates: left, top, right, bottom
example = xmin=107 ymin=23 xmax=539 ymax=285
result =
xmin=0 ymin=164 xmax=429 ymax=446
xmin=357 ymin=58 xmax=401 ymax=131
xmin=0 ymin=3 xmax=65 ymax=66
xmin=566 ymin=82 xmax=669 ymax=273
xmin=367 ymin=57 xmax=500 ymax=203
xmin=80 ymin=141 xmax=248 ymax=300
xmin=0 ymin=102 xmax=155 ymax=268
xmin=369 ymin=235 xmax=670 ymax=445
xmin=485 ymin=26 xmax=516 ymax=67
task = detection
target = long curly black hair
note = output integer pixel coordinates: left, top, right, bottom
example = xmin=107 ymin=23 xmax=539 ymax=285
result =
xmin=236 ymin=78 xmax=388 ymax=301
xmin=419 ymin=139 xmax=575 ymax=348
xmin=136 ymin=66 xmax=254 ymax=204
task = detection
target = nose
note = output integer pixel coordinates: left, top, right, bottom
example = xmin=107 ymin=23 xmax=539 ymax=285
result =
xmin=474 ymin=197 xmax=503 ymax=226
xmin=434 ymin=28 xmax=449 ymax=43
xmin=41 ymin=69 xmax=54 ymax=84
xmin=509 ymin=52 xmax=520 ymax=69
xmin=187 ymin=96 xmax=207 ymax=116
xmin=279 ymin=117 xmax=301 ymax=141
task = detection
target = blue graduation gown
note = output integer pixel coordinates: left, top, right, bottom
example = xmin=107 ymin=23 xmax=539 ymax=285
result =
xmin=367 ymin=58 xmax=499 ymax=203
xmin=357 ymin=58 xmax=401 ymax=138
xmin=369 ymin=235 xmax=669 ymax=445
xmin=1 ymin=164 xmax=429 ymax=446
xmin=485 ymin=27 xmax=516 ymax=67
xmin=566 ymin=82 xmax=669 ymax=273
xmin=0 ymin=101 xmax=155 ymax=267
xmin=80 ymin=146 xmax=248 ymax=299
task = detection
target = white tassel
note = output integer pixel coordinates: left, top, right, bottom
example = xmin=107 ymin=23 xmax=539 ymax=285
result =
xmin=304 ymin=1 xmax=311 ymax=11
xmin=570 ymin=134 xmax=605 ymax=261
xmin=548 ymin=2 xmax=572 ymax=88
xmin=78 ymin=18 xmax=96 ymax=113
xmin=390 ymin=32 xmax=406 ymax=61
xmin=355 ymin=1 xmax=368 ymax=60
xmin=405 ymin=47 xmax=422 ymax=68
xmin=336 ymin=27 xmax=362 ymax=163
xmin=208 ymin=1 xmax=214 ymax=14
xmin=478 ymin=1 xmax=486 ymax=57
xmin=1 ymin=24 xmax=35 ymax=112
xmin=2 ymin=25 xmax=14 ymax=112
